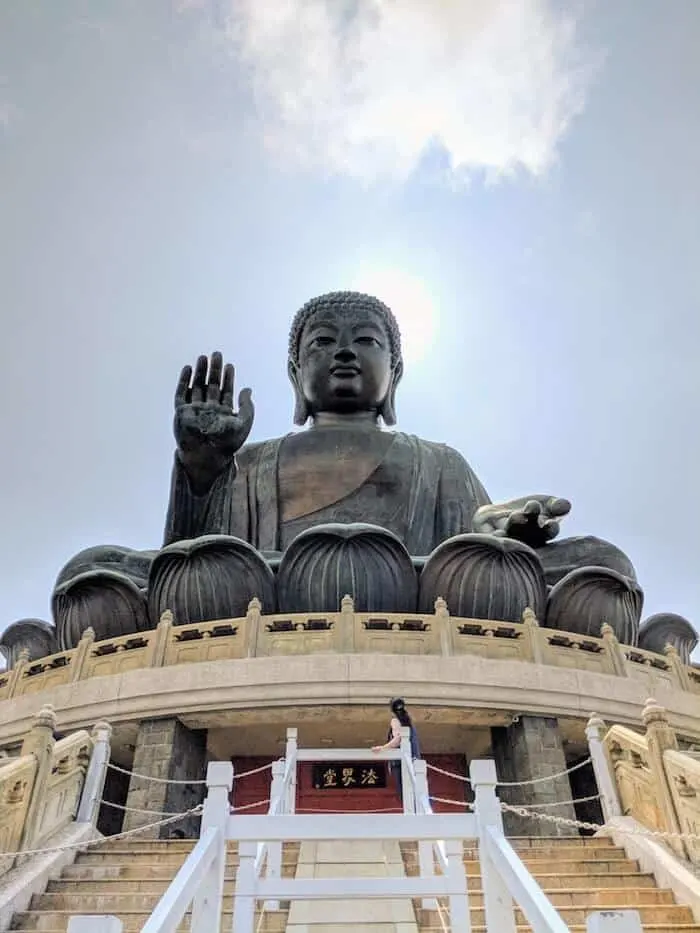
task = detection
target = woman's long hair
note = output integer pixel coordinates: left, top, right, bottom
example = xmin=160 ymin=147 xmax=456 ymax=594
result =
xmin=390 ymin=697 xmax=412 ymax=727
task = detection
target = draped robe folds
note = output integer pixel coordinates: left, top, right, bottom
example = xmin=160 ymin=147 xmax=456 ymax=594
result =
xmin=163 ymin=430 xmax=491 ymax=555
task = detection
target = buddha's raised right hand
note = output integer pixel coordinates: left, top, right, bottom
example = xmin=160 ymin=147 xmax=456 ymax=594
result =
xmin=174 ymin=352 xmax=254 ymax=494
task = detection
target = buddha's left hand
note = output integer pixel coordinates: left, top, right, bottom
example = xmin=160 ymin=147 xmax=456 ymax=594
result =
xmin=472 ymin=496 xmax=571 ymax=549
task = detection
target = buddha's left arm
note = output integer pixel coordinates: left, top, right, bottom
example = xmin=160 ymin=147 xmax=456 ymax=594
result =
xmin=436 ymin=446 xmax=492 ymax=540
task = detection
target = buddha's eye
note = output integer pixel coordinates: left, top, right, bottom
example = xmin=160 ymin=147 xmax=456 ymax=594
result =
xmin=311 ymin=335 xmax=335 ymax=347
xmin=355 ymin=336 xmax=381 ymax=347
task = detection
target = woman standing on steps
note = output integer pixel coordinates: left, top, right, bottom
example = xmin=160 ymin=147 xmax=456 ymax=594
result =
xmin=371 ymin=697 xmax=421 ymax=805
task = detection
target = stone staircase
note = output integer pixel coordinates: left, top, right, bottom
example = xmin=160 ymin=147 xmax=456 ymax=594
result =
xmin=7 ymin=835 xmax=700 ymax=931
xmin=405 ymin=835 xmax=700 ymax=931
xmin=8 ymin=839 xmax=298 ymax=932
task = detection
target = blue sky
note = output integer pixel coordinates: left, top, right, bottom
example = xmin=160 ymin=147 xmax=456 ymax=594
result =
xmin=0 ymin=1 xmax=698 ymax=641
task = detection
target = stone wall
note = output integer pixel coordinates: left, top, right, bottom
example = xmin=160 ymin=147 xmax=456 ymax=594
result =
xmin=122 ymin=718 xmax=207 ymax=839
xmin=491 ymin=715 xmax=576 ymax=837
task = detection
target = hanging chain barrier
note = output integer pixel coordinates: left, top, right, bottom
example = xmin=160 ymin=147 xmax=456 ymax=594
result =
xmin=106 ymin=760 xmax=272 ymax=785
xmin=0 ymin=806 xmax=203 ymax=862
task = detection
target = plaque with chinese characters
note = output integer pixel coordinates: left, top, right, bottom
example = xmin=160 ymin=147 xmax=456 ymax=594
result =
xmin=312 ymin=762 xmax=387 ymax=790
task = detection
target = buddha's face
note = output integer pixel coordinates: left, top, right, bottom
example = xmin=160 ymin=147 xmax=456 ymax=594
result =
xmin=295 ymin=307 xmax=395 ymax=417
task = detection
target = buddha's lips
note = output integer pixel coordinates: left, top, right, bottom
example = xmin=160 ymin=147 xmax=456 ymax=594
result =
xmin=330 ymin=366 xmax=361 ymax=376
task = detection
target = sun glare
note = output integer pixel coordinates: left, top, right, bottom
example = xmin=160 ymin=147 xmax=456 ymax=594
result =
xmin=348 ymin=266 xmax=438 ymax=364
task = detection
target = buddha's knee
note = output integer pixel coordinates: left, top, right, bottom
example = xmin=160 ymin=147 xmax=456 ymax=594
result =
xmin=537 ymin=535 xmax=636 ymax=588
xmin=52 ymin=545 xmax=157 ymax=649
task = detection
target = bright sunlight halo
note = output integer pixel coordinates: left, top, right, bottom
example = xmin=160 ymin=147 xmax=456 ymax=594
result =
xmin=348 ymin=267 xmax=438 ymax=364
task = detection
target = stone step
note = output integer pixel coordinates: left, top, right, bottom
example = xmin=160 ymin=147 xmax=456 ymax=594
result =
xmin=508 ymin=835 xmax=615 ymax=847
xmin=460 ymin=844 xmax=627 ymax=861
xmin=71 ymin=852 xmax=639 ymax=877
xmin=462 ymin=857 xmax=642 ymax=875
xmin=10 ymin=903 xmax=697 ymax=932
xmin=442 ymin=928 xmax=700 ymax=933
xmin=53 ymin=867 xmax=659 ymax=892
xmin=9 ymin=912 xmax=285 ymax=933
xmin=33 ymin=884 xmax=676 ymax=913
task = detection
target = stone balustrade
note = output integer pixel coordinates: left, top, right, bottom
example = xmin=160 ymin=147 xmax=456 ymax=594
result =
xmin=605 ymin=698 xmax=700 ymax=865
xmin=0 ymin=598 xmax=698 ymax=706
xmin=0 ymin=706 xmax=94 ymax=877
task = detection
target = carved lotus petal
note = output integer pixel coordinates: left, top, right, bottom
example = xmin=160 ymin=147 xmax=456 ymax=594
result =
xmin=545 ymin=566 xmax=643 ymax=645
xmin=148 ymin=534 xmax=276 ymax=625
xmin=277 ymin=523 xmax=417 ymax=613
xmin=53 ymin=570 xmax=150 ymax=650
xmin=638 ymin=612 xmax=698 ymax=664
xmin=418 ymin=533 xmax=546 ymax=622
xmin=0 ymin=619 xmax=58 ymax=669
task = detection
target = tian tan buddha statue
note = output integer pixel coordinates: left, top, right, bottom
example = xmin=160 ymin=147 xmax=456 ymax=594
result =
xmin=4 ymin=292 xmax=696 ymax=669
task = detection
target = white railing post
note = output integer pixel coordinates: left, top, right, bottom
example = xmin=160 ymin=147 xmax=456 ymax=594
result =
xmin=264 ymin=759 xmax=285 ymax=911
xmin=586 ymin=713 xmax=622 ymax=822
xmin=445 ymin=838 xmax=472 ymax=933
xmin=285 ymin=728 xmax=298 ymax=814
xmin=76 ymin=721 xmax=112 ymax=825
xmin=587 ymin=910 xmax=643 ymax=932
xmin=191 ymin=761 xmax=233 ymax=933
xmin=400 ymin=727 xmax=415 ymax=814
xmin=413 ymin=759 xmax=436 ymax=910
xmin=232 ymin=840 xmax=257 ymax=933
xmin=470 ymin=759 xmax=516 ymax=933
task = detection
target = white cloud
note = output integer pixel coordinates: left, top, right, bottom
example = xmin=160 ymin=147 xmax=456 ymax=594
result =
xmin=216 ymin=0 xmax=593 ymax=183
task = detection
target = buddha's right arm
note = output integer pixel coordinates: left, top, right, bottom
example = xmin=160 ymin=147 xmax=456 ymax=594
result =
xmin=162 ymin=453 xmax=238 ymax=546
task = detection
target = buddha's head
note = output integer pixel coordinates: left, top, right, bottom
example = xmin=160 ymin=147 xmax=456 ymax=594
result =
xmin=288 ymin=291 xmax=404 ymax=426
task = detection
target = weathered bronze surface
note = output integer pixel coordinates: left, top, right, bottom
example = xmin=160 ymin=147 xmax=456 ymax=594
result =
xmin=164 ymin=292 xmax=634 ymax=576
xmin=51 ymin=291 xmax=647 ymax=641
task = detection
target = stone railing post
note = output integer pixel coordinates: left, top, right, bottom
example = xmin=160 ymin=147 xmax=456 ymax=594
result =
xmin=71 ymin=627 xmax=96 ymax=682
xmin=244 ymin=597 xmax=262 ymax=657
xmin=521 ymin=608 xmax=544 ymax=664
xmin=285 ymin=728 xmax=298 ymax=814
xmin=264 ymin=759 xmax=285 ymax=911
xmin=7 ymin=648 xmax=30 ymax=698
xmin=68 ymin=918 xmax=123 ymax=933
xmin=470 ymin=759 xmax=517 ymax=933
xmin=399 ymin=727 xmax=415 ymax=814
xmin=339 ymin=594 xmax=355 ymax=653
xmin=18 ymin=704 xmax=58 ymax=853
xmin=585 ymin=713 xmax=621 ymax=822
xmin=434 ymin=598 xmax=454 ymax=656
xmin=642 ymin=697 xmax=686 ymax=859
xmin=413 ymin=759 xmax=436 ymax=909
xmin=587 ymin=912 xmax=643 ymax=932
xmin=148 ymin=610 xmax=173 ymax=668
xmin=77 ymin=721 xmax=113 ymax=825
xmin=601 ymin=623 xmax=628 ymax=677
xmin=191 ymin=761 xmax=233 ymax=933
xmin=664 ymin=644 xmax=691 ymax=691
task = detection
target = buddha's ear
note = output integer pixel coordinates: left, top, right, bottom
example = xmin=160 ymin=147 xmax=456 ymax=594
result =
xmin=380 ymin=359 xmax=403 ymax=427
xmin=288 ymin=359 xmax=310 ymax=426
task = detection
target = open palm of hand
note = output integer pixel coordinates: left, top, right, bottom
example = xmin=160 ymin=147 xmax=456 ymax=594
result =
xmin=174 ymin=352 xmax=254 ymax=490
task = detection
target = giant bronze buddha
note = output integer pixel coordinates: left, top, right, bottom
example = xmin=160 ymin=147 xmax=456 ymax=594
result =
xmin=165 ymin=292 xmax=630 ymax=578
xmin=4 ymin=291 xmax=695 ymax=665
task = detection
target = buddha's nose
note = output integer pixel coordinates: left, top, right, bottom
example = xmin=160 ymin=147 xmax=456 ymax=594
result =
xmin=334 ymin=345 xmax=357 ymax=362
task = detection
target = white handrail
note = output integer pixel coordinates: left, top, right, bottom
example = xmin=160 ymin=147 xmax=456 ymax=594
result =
xmin=253 ymin=757 xmax=291 ymax=878
xmin=140 ymin=827 xmax=220 ymax=933
xmin=483 ymin=826 xmax=569 ymax=933
xmin=410 ymin=754 xmax=448 ymax=874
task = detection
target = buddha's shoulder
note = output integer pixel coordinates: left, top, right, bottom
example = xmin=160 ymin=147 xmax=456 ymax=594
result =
xmin=393 ymin=432 xmax=470 ymax=465
xmin=236 ymin=431 xmax=470 ymax=470
xmin=236 ymin=436 xmax=286 ymax=469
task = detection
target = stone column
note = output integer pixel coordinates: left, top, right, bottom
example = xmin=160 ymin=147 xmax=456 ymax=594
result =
xmin=122 ymin=717 xmax=208 ymax=839
xmin=491 ymin=715 xmax=576 ymax=837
